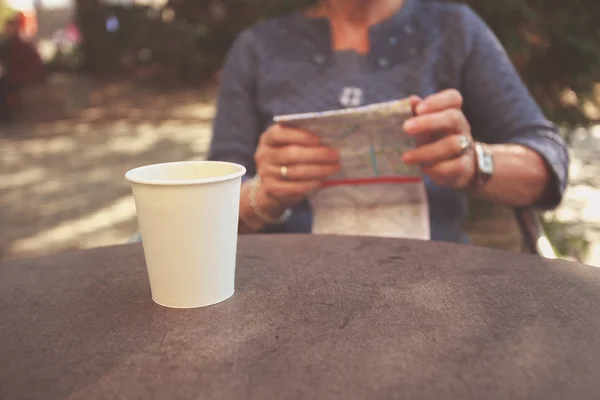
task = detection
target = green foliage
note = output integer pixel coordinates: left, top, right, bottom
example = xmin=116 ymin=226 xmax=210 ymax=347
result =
xmin=458 ymin=0 xmax=600 ymax=129
xmin=75 ymin=3 xmax=213 ymax=84
xmin=75 ymin=4 xmax=160 ymax=73
xmin=0 ymin=0 xmax=15 ymax=31
xmin=541 ymin=215 xmax=590 ymax=261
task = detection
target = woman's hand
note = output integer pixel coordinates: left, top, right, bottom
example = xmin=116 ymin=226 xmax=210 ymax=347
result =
xmin=254 ymin=123 xmax=341 ymax=207
xmin=402 ymin=89 xmax=476 ymax=189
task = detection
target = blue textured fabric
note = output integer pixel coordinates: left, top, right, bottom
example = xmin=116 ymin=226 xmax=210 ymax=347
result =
xmin=208 ymin=0 xmax=569 ymax=243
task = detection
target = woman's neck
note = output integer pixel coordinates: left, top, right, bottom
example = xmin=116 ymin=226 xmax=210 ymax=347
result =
xmin=309 ymin=0 xmax=404 ymax=27
xmin=307 ymin=0 xmax=405 ymax=53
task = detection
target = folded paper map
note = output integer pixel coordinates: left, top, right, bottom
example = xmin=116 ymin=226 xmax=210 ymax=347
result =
xmin=274 ymin=99 xmax=421 ymax=185
xmin=275 ymin=99 xmax=430 ymax=240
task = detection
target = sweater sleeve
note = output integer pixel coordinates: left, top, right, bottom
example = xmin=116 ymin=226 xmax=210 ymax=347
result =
xmin=207 ymin=29 xmax=262 ymax=178
xmin=458 ymin=6 xmax=569 ymax=209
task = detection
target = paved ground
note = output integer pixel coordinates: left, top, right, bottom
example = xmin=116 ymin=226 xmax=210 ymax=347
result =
xmin=1 ymin=76 xmax=216 ymax=261
xmin=1 ymin=75 xmax=599 ymax=266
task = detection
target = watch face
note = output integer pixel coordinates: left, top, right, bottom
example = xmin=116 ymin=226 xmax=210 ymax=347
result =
xmin=475 ymin=143 xmax=494 ymax=176
xmin=481 ymin=152 xmax=494 ymax=175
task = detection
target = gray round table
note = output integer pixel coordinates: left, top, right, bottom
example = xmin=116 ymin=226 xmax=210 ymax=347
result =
xmin=1 ymin=235 xmax=600 ymax=400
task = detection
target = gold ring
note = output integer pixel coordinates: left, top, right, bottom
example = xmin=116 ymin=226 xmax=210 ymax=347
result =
xmin=280 ymin=165 xmax=288 ymax=179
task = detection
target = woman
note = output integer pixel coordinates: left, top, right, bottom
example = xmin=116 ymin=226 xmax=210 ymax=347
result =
xmin=208 ymin=0 xmax=569 ymax=243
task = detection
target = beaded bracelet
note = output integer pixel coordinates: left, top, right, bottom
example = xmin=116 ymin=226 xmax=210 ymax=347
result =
xmin=248 ymin=176 xmax=292 ymax=225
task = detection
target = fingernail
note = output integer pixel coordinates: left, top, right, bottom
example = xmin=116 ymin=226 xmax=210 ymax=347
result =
xmin=403 ymin=120 xmax=415 ymax=131
xmin=416 ymin=103 xmax=427 ymax=114
xmin=402 ymin=154 xmax=413 ymax=164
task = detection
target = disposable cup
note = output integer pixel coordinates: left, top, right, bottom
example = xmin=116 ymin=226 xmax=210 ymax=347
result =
xmin=125 ymin=161 xmax=246 ymax=308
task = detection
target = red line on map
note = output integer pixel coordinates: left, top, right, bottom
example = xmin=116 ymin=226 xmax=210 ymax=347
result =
xmin=322 ymin=176 xmax=422 ymax=187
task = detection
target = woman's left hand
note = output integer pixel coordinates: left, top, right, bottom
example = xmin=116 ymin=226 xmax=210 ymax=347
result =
xmin=402 ymin=89 xmax=476 ymax=189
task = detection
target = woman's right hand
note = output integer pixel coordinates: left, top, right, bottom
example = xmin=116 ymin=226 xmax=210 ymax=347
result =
xmin=254 ymin=123 xmax=341 ymax=208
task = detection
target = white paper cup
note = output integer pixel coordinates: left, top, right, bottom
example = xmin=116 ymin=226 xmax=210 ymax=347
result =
xmin=125 ymin=161 xmax=246 ymax=309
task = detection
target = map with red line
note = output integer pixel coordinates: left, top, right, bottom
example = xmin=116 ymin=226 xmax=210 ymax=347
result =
xmin=274 ymin=99 xmax=430 ymax=240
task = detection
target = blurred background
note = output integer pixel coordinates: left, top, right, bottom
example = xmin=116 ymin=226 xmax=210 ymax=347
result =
xmin=1 ymin=0 xmax=599 ymax=264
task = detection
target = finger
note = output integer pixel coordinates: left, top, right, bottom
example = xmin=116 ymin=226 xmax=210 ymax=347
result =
xmin=261 ymin=163 xmax=341 ymax=181
xmin=255 ymin=145 xmax=340 ymax=172
xmin=421 ymin=154 xmax=474 ymax=189
xmin=271 ymin=145 xmax=340 ymax=166
xmin=261 ymin=178 xmax=324 ymax=200
xmin=261 ymin=124 xmax=321 ymax=147
xmin=415 ymin=89 xmax=463 ymax=114
xmin=403 ymin=108 xmax=469 ymax=136
xmin=403 ymin=134 xmax=472 ymax=165
xmin=408 ymin=95 xmax=421 ymax=112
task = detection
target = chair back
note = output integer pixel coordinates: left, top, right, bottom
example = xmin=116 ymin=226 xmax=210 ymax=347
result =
xmin=514 ymin=208 xmax=558 ymax=259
